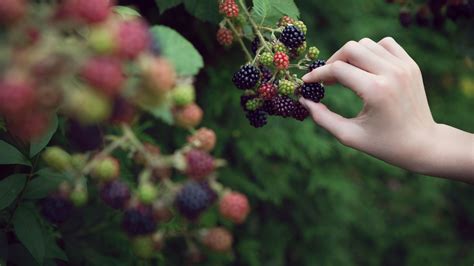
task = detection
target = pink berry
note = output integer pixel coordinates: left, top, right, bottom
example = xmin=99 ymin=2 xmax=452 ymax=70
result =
xmin=0 ymin=80 xmax=37 ymax=118
xmin=219 ymin=192 xmax=250 ymax=224
xmin=80 ymin=56 xmax=125 ymax=97
xmin=116 ymin=19 xmax=151 ymax=59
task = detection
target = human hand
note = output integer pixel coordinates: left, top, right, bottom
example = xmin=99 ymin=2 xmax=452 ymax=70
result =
xmin=300 ymin=37 xmax=474 ymax=181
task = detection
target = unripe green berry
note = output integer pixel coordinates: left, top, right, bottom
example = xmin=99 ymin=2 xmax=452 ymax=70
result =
xmin=71 ymin=154 xmax=87 ymax=170
xmin=273 ymin=42 xmax=288 ymax=53
xmin=138 ymin=182 xmax=158 ymax=204
xmin=92 ymin=156 xmax=120 ymax=181
xmin=131 ymin=236 xmax=155 ymax=259
xmin=172 ymin=84 xmax=195 ymax=106
xmin=278 ymin=80 xmax=296 ymax=95
xmin=245 ymin=98 xmax=263 ymax=111
xmin=68 ymin=89 xmax=111 ymax=125
xmin=293 ymin=21 xmax=307 ymax=34
xmin=88 ymin=27 xmax=116 ymax=54
xmin=308 ymin=46 xmax=320 ymax=60
xmin=70 ymin=186 xmax=88 ymax=207
xmin=42 ymin=146 xmax=72 ymax=171
xmin=296 ymin=42 xmax=307 ymax=56
xmin=259 ymin=52 xmax=274 ymax=67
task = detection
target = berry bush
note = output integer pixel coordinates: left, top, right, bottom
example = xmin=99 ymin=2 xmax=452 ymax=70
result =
xmin=0 ymin=1 xmax=250 ymax=265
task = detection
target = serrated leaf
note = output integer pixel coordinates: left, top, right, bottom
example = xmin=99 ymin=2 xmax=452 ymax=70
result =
xmin=155 ymin=0 xmax=183 ymax=14
xmin=0 ymin=174 xmax=27 ymax=211
xmin=13 ymin=206 xmax=45 ymax=265
xmin=183 ymin=0 xmax=220 ymax=24
xmin=141 ymin=101 xmax=174 ymax=125
xmin=23 ymin=169 xmax=66 ymax=200
xmin=150 ymin=25 xmax=203 ymax=76
xmin=114 ymin=6 xmax=141 ymax=18
xmin=29 ymin=115 xmax=58 ymax=157
xmin=251 ymin=0 xmax=299 ymax=26
xmin=0 ymin=140 xmax=30 ymax=166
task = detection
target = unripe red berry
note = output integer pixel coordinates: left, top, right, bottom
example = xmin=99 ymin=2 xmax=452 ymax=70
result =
xmin=219 ymin=192 xmax=250 ymax=224
xmin=273 ymin=51 xmax=289 ymax=70
xmin=116 ymin=19 xmax=151 ymax=59
xmin=0 ymin=0 xmax=27 ymax=24
xmin=187 ymin=128 xmax=217 ymax=152
xmin=185 ymin=149 xmax=215 ymax=180
xmin=141 ymin=56 xmax=177 ymax=95
xmin=0 ymin=79 xmax=37 ymax=119
xmin=219 ymin=0 xmax=239 ymax=18
xmin=216 ymin=27 xmax=233 ymax=46
xmin=72 ymin=0 xmax=113 ymax=24
xmin=80 ymin=56 xmax=125 ymax=97
xmin=173 ymin=103 xmax=203 ymax=129
xmin=200 ymin=227 xmax=233 ymax=252
xmin=258 ymin=83 xmax=278 ymax=100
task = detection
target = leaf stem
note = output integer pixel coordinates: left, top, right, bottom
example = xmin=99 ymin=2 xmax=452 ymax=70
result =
xmin=238 ymin=0 xmax=271 ymax=52
xmin=224 ymin=19 xmax=252 ymax=61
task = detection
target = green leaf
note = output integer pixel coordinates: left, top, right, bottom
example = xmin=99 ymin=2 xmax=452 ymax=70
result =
xmin=44 ymin=232 xmax=67 ymax=261
xmin=0 ymin=232 xmax=8 ymax=261
xmin=114 ymin=6 xmax=141 ymax=18
xmin=12 ymin=206 xmax=45 ymax=265
xmin=155 ymin=0 xmax=183 ymax=14
xmin=0 ymin=140 xmax=30 ymax=166
xmin=23 ymin=169 xmax=66 ymax=200
xmin=29 ymin=115 xmax=58 ymax=157
xmin=251 ymin=0 xmax=299 ymax=26
xmin=149 ymin=25 xmax=204 ymax=76
xmin=0 ymin=174 xmax=27 ymax=211
xmin=140 ymin=101 xmax=174 ymax=125
xmin=183 ymin=0 xmax=220 ymax=24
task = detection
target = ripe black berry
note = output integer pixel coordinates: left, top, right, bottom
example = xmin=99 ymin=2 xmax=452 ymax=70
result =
xmin=261 ymin=100 xmax=276 ymax=116
xmin=175 ymin=181 xmax=214 ymax=220
xmin=122 ymin=205 xmax=157 ymax=236
xmin=259 ymin=66 xmax=272 ymax=83
xmin=251 ymin=37 xmax=260 ymax=55
xmin=292 ymin=102 xmax=309 ymax=121
xmin=415 ymin=6 xmax=431 ymax=27
xmin=271 ymin=96 xmax=296 ymax=117
xmin=232 ymin=64 xmax=261 ymax=90
xmin=246 ymin=110 xmax=267 ymax=128
xmin=307 ymin=60 xmax=326 ymax=73
xmin=41 ymin=195 xmax=73 ymax=224
xmin=100 ymin=180 xmax=131 ymax=210
xmin=67 ymin=120 xmax=103 ymax=152
xmin=399 ymin=10 xmax=413 ymax=27
xmin=299 ymin=83 xmax=325 ymax=103
xmin=279 ymin=25 xmax=305 ymax=49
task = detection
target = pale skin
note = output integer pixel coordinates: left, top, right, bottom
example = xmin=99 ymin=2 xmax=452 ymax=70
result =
xmin=300 ymin=37 xmax=474 ymax=184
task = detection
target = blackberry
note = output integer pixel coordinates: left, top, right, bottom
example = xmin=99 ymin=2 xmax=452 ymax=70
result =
xmin=198 ymin=181 xmax=217 ymax=204
xmin=271 ymin=96 xmax=296 ymax=117
xmin=299 ymin=83 xmax=325 ymax=103
xmin=185 ymin=149 xmax=215 ymax=180
xmin=251 ymin=37 xmax=260 ymax=55
xmin=278 ymin=25 xmax=305 ymax=49
xmin=246 ymin=110 xmax=267 ymax=128
xmin=261 ymin=100 xmax=277 ymax=116
xmin=259 ymin=66 xmax=273 ymax=83
xmin=307 ymin=60 xmax=326 ymax=73
xmin=292 ymin=102 xmax=310 ymax=121
xmin=232 ymin=65 xmax=261 ymax=90
xmin=122 ymin=205 xmax=157 ymax=236
xmin=399 ymin=9 xmax=413 ymax=27
xmin=100 ymin=180 xmax=131 ymax=210
xmin=175 ymin=181 xmax=215 ymax=220
xmin=41 ymin=195 xmax=73 ymax=224
xmin=67 ymin=120 xmax=103 ymax=152
xmin=415 ymin=6 xmax=430 ymax=27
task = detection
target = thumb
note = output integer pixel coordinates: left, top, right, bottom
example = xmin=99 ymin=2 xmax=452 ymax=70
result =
xmin=299 ymin=98 xmax=360 ymax=146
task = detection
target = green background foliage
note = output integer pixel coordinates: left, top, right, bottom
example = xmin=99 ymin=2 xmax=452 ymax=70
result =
xmin=0 ymin=0 xmax=472 ymax=265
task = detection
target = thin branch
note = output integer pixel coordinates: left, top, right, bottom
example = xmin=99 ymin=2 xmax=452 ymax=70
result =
xmin=224 ymin=19 xmax=252 ymax=61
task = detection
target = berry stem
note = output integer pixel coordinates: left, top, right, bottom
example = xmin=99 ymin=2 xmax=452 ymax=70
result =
xmin=238 ymin=0 xmax=271 ymax=52
xmin=81 ymin=134 xmax=129 ymax=176
xmin=224 ymin=18 xmax=252 ymax=61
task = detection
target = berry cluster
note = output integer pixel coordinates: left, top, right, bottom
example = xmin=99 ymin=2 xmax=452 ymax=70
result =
xmin=388 ymin=0 xmax=474 ymax=29
xmin=0 ymin=0 xmax=204 ymax=142
xmin=0 ymin=0 xmax=250 ymax=261
xmin=216 ymin=4 xmax=326 ymax=127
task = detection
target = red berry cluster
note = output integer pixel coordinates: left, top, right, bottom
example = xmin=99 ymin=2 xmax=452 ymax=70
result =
xmin=388 ymin=0 xmax=473 ymax=29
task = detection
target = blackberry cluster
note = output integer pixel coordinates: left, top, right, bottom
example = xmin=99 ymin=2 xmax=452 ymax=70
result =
xmin=278 ymin=26 xmax=305 ymax=49
xmin=100 ymin=180 xmax=131 ymax=209
xmin=307 ymin=60 xmax=326 ymax=72
xmin=272 ymin=96 xmax=296 ymax=117
xmin=389 ymin=0 xmax=473 ymax=29
xmin=41 ymin=195 xmax=74 ymax=224
xmin=122 ymin=205 xmax=157 ymax=236
xmin=175 ymin=181 xmax=215 ymax=220
xmin=232 ymin=65 xmax=261 ymax=89
xmin=300 ymin=83 xmax=325 ymax=103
